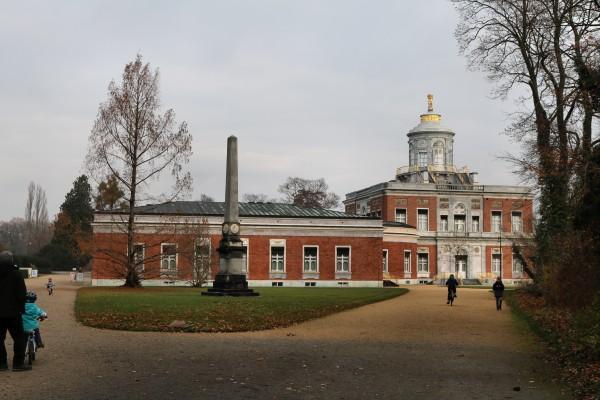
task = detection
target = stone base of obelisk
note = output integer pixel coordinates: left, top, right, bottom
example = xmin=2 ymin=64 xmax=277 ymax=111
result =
xmin=202 ymin=273 xmax=259 ymax=296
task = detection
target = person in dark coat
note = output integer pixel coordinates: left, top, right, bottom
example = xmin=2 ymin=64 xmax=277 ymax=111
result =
xmin=0 ymin=251 xmax=30 ymax=371
xmin=492 ymin=276 xmax=505 ymax=311
xmin=445 ymin=274 xmax=459 ymax=304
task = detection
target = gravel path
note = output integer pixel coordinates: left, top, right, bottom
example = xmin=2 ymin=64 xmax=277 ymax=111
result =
xmin=0 ymin=275 xmax=567 ymax=400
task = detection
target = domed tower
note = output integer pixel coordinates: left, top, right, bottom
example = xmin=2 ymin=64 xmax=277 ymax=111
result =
xmin=397 ymin=94 xmax=476 ymax=185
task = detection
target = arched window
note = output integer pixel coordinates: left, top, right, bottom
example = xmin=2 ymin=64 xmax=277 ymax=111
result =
xmin=433 ymin=141 xmax=445 ymax=165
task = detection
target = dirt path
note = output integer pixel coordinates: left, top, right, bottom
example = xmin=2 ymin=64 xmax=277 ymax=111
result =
xmin=0 ymin=275 xmax=567 ymax=400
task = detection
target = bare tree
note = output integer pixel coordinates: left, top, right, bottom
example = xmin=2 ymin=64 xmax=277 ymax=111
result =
xmin=198 ymin=194 xmax=214 ymax=202
xmin=24 ymin=182 xmax=50 ymax=254
xmin=278 ymin=177 xmax=340 ymax=209
xmin=86 ymin=55 xmax=193 ymax=287
xmin=242 ymin=193 xmax=275 ymax=203
xmin=453 ymin=0 xmax=600 ymax=284
xmin=179 ymin=217 xmax=213 ymax=287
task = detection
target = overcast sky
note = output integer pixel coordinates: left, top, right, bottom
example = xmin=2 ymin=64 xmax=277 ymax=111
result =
xmin=0 ymin=0 xmax=525 ymax=221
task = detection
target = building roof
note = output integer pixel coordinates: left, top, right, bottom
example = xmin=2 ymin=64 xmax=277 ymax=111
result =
xmin=100 ymin=201 xmax=374 ymax=220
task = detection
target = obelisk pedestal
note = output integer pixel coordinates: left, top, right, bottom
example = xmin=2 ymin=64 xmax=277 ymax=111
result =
xmin=203 ymin=136 xmax=258 ymax=297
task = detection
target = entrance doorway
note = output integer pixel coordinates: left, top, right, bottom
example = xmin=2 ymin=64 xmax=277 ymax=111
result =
xmin=455 ymin=255 xmax=468 ymax=279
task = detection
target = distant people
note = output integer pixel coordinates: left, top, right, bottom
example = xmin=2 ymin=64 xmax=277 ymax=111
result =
xmin=0 ymin=250 xmax=30 ymax=371
xmin=22 ymin=291 xmax=47 ymax=348
xmin=446 ymin=274 xmax=459 ymax=305
xmin=46 ymin=278 xmax=55 ymax=295
xmin=492 ymin=277 xmax=505 ymax=311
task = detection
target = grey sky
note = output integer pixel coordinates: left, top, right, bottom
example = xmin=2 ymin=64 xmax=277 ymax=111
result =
xmin=0 ymin=0 xmax=523 ymax=221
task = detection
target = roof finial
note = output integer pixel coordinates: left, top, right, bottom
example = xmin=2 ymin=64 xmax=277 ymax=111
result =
xmin=427 ymin=94 xmax=434 ymax=112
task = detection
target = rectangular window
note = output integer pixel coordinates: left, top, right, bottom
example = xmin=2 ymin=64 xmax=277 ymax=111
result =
xmin=382 ymin=250 xmax=388 ymax=273
xmin=492 ymin=254 xmax=501 ymax=274
xmin=395 ymin=208 xmax=407 ymax=224
xmin=161 ymin=244 xmax=177 ymax=271
xmin=454 ymin=215 xmax=466 ymax=232
xmin=404 ymin=251 xmax=411 ymax=273
xmin=492 ymin=211 xmax=502 ymax=233
xmin=303 ymin=246 xmax=318 ymax=273
xmin=512 ymin=254 xmax=523 ymax=276
xmin=417 ymin=209 xmax=428 ymax=231
xmin=417 ymin=253 xmax=429 ymax=273
xmin=336 ymin=247 xmax=351 ymax=272
xmin=270 ymin=246 xmax=285 ymax=272
xmin=440 ymin=215 xmax=448 ymax=231
xmin=133 ymin=243 xmax=144 ymax=271
xmin=472 ymin=216 xmax=480 ymax=232
xmin=511 ymin=212 xmax=522 ymax=232
xmin=418 ymin=151 xmax=428 ymax=167
xmin=194 ymin=240 xmax=211 ymax=269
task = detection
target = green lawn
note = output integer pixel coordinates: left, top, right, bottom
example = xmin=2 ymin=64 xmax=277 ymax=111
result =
xmin=76 ymin=287 xmax=408 ymax=332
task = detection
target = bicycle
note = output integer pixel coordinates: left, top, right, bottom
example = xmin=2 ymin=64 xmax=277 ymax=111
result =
xmin=447 ymin=290 xmax=456 ymax=306
xmin=25 ymin=331 xmax=37 ymax=365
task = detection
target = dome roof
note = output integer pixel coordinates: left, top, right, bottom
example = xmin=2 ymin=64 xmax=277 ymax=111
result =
xmin=408 ymin=94 xmax=454 ymax=134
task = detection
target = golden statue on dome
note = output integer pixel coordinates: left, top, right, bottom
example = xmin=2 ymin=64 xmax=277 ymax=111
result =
xmin=427 ymin=94 xmax=434 ymax=112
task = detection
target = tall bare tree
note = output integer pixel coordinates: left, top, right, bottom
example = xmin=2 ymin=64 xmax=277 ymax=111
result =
xmin=453 ymin=0 xmax=600 ymax=289
xmin=179 ymin=217 xmax=213 ymax=287
xmin=278 ymin=177 xmax=340 ymax=209
xmin=24 ymin=182 xmax=50 ymax=254
xmin=86 ymin=55 xmax=193 ymax=287
xmin=452 ymin=0 xmax=600 ymax=300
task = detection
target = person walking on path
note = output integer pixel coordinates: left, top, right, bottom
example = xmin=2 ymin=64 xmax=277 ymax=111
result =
xmin=446 ymin=274 xmax=459 ymax=305
xmin=0 ymin=251 xmax=30 ymax=371
xmin=492 ymin=276 xmax=505 ymax=311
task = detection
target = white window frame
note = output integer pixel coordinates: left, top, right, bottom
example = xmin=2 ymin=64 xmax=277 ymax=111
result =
xmin=512 ymin=254 xmax=523 ymax=276
xmin=302 ymin=245 xmax=319 ymax=273
xmin=511 ymin=211 xmax=522 ymax=233
xmin=335 ymin=246 xmax=351 ymax=273
xmin=418 ymin=151 xmax=428 ymax=167
xmin=492 ymin=254 xmax=501 ymax=275
xmin=395 ymin=208 xmax=407 ymax=224
xmin=129 ymin=243 xmax=145 ymax=272
xmin=404 ymin=250 xmax=411 ymax=273
xmin=433 ymin=141 xmax=445 ymax=165
xmin=160 ymin=243 xmax=177 ymax=271
xmin=491 ymin=211 xmax=502 ymax=233
xmin=417 ymin=253 xmax=429 ymax=273
xmin=241 ymin=238 xmax=249 ymax=274
xmin=194 ymin=238 xmax=211 ymax=271
xmin=472 ymin=216 xmax=480 ymax=232
xmin=270 ymin=242 xmax=286 ymax=273
xmin=382 ymin=249 xmax=388 ymax=273
xmin=440 ymin=215 xmax=448 ymax=232
xmin=417 ymin=208 xmax=429 ymax=232
xmin=454 ymin=215 xmax=466 ymax=232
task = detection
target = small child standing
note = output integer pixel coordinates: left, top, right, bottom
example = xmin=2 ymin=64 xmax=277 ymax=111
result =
xmin=22 ymin=291 xmax=47 ymax=348
xmin=46 ymin=278 xmax=55 ymax=295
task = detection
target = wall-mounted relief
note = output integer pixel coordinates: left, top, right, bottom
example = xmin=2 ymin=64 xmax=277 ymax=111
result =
xmin=417 ymin=199 xmax=429 ymax=206
xmin=395 ymin=198 xmax=407 ymax=207
xmin=471 ymin=199 xmax=481 ymax=210
xmin=512 ymin=200 xmax=523 ymax=209
xmin=417 ymin=247 xmax=429 ymax=253
xmin=439 ymin=197 xmax=449 ymax=209
xmin=492 ymin=200 xmax=503 ymax=208
xmin=454 ymin=203 xmax=466 ymax=214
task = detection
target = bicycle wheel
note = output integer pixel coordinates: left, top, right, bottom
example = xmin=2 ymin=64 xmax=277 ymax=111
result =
xmin=27 ymin=337 xmax=35 ymax=364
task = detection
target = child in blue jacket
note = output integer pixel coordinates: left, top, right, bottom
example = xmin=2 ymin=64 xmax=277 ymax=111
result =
xmin=22 ymin=291 xmax=47 ymax=348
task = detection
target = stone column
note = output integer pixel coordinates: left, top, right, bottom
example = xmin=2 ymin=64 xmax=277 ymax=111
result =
xmin=203 ymin=136 xmax=258 ymax=296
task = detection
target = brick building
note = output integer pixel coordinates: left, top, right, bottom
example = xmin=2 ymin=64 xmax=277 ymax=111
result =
xmin=344 ymin=95 xmax=534 ymax=284
xmin=91 ymin=95 xmax=533 ymax=286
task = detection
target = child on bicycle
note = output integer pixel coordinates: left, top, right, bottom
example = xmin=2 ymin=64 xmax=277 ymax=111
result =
xmin=22 ymin=291 xmax=47 ymax=348
xmin=46 ymin=278 xmax=55 ymax=295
